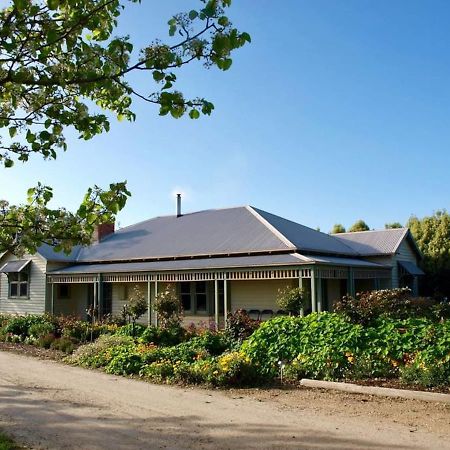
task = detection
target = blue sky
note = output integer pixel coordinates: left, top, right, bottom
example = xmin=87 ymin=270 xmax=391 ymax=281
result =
xmin=2 ymin=0 xmax=449 ymax=232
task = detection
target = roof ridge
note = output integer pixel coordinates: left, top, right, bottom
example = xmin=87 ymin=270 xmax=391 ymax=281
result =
xmin=113 ymin=205 xmax=250 ymax=234
xmin=392 ymin=227 xmax=411 ymax=254
xmin=250 ymin=206 xmax=359 ymax=256
xmin=245 ymin=206 xmax=296 ymax=250
xmin=334 ymin=228 xmax=408 ymax=236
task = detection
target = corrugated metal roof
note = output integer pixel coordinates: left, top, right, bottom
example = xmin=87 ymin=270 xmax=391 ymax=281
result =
xmin=252 ymin=207 xmax=358 ymax=256
xmin=398 ymin=260 xmax=424 ymax=276
xmin=332 ymin=228 xmax=409 ymax=255
xmin=49 ymin=253 xmax=387 ymax=275
xmin=37 ymin=206 xmax=410 ymax=265
xmin=0 ymin=260 xmax=31 ymax=273
xmin=305 ymin=255 xmax=389 ymax=268
xmin=76 ymin=207 xmax=295 ymax=262
xmin=37 ymin=243 xmax=81 ymax=262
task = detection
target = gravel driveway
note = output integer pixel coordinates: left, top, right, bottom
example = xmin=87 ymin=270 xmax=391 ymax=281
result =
xmin=0 ymin=351 xmax=449 ymax=450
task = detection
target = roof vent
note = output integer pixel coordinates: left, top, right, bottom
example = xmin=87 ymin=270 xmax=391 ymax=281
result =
xmin=176 ymin=193 xmax=182 ymax=217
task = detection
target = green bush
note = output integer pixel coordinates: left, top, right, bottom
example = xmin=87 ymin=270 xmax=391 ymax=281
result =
xmin=139 ymin=325 xmax=185 ymax=346
xmin=153 ymin=285 xmax=183 ymax=329
xmin=69 ymin=335 xmax=134 ymax=368
xmin=36 ymin=333 xmax=56 ymax=349
xmin=401 ymin=361 xmax=450 ymax=388
xmin=226 ymin=309 xmax=260 ymax=343
xmin=334 ymin=288 xmax=413 ymax=325
xmin=276 ymin=286 xmax=305 ymax=314
xmin=50 ymin=337 xmax=76 ymax=354
xmin=105 ymin=348 xmax=143 ymax=375
xmin=29 ymin=322 xmax=55 ymax=339
xmin=115 ymin=323 xmax=147 ymax=338
xmin=241 ymin=314 xmax=362 ymax=378
xmin=4 ymin=315 xmax=53 ymax=338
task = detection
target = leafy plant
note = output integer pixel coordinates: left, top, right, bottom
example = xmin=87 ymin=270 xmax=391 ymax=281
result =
xmin=69 ymin=335 xmax=134 ymax=368
xmin=276 ymin=287 xmax=305 ymax=315
xmin=153 ymin=285 xmax=183 ymax=329
xmin=50 ymin=337 xmax=76 ymax=354
xmin=334 ymin=288 xmax=413 ymax=325
xmin=35 ymin=333 xmax=56 ymax=349
xmin=226 ymin=309 xmax=260 ymax=343
xmin=29 ymin=322 xmax=55 ymax=339
xmin=241 ymin=314 xmax=363 ymax=378
xmin=122 ymin=284 xmax=148 ymax=333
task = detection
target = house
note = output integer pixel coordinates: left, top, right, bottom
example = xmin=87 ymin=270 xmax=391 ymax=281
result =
xmin=0 ymin=204 xmax=424 ymax=326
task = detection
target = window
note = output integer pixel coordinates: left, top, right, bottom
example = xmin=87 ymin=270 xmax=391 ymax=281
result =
xmin=195 ymin=281 xmax=207 ymax=312
xmin=58 ymin=284 xmax=70 ymax=299
xmin=180 ymin=282 xmax=191 ymax=311
xmin=8 ymin=272 xmax=29 ymax=298
xmin=179 ymin=281 xmax=209 ymax=314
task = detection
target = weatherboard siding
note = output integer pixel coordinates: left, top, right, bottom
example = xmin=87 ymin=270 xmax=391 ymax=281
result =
xmin=0 ymin=252 xmax=47 ymax=315
xmin=53 ymin=283 xmax=88 ymax=318
xmin=230 ymin=279 xmax=295 ymax=312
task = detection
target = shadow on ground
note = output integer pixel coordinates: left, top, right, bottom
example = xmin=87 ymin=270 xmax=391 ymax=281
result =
xmin=0 ymin=383 xmax=410 ymax=450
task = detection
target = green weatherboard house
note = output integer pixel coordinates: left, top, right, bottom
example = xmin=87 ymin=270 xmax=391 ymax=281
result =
xmin=0 ymin=203 xmax=424 ymax=326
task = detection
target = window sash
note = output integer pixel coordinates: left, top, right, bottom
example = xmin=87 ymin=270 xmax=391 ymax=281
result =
xmin=8 ymin=272 xmax=29 ymax=298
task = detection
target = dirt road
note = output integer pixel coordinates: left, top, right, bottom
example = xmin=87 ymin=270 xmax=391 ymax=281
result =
xmin=0 ymin=351 xmax=449 ymax=450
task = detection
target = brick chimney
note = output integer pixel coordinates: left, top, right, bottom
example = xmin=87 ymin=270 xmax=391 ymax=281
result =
xmin=92 ymin=223 xmax=115 ymax=244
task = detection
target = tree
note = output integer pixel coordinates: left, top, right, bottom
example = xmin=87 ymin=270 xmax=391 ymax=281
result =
xmin=330 ymin=223 xmax=346 ymax=234
xmin=385 ymin=222 xmax=403 ymax=229
xmin=0 ymin=0 xmax=249 ymax=254
xmin=348 ymin=220 xmax=370 ymax=232
xmin=407 ymin=210 xmax=450 ymax=297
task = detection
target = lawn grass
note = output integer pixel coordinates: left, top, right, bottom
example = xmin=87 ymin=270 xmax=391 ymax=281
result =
xmin=0 ymin=431 xmax=21 ymax=450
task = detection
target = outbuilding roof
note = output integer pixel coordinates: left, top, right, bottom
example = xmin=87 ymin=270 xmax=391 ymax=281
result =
xmin=332 ymin=228 xmax=413 ymax=256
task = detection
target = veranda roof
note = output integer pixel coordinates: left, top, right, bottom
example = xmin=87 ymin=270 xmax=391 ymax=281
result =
xmin=49 ymin=253 xmax=387 ymax=275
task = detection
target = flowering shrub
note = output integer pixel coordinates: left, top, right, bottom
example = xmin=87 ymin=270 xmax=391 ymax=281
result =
xmin=226 ymin=309 xmax=260 ymax=343
xmin=334 ymin=288 xmax=413 ymax=325
xmin=69 ymin=335 xmax=134 ymax=368
xmin=153 ymin=285 xmax=183 ymax=329
xmin=138 ymin=325 xmax=185 ymax=347
xmin=276 ymin=287 xmax=305 ymax=314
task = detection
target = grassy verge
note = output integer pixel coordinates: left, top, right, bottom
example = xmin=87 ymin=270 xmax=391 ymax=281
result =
xmin=0 ymin=431 xmax=21 ymax=450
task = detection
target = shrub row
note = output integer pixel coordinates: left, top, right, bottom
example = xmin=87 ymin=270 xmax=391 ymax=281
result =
xmin=241 ymin=313 xmax=450 ymax=387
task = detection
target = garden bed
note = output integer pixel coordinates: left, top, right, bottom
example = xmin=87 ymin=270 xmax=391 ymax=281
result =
xmin=1 ymin=293 xmax=449 ymax=393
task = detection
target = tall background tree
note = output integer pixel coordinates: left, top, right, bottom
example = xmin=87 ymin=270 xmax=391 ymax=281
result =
xmin=0 ymin=0 xmax=249 ymax=254
xmin=348 ymin=220 xmax=370 ymax=232
xmin=385 ymin=222 xmax=403 ymax=229
xmin=407 ymin=210 xmax=450 ymax=298
xmin=330 ymin=223 xmax=346 ymax=234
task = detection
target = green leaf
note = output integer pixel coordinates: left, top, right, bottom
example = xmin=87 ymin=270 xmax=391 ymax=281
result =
xmin=189 ymin=109 xmax=200 ymax=119
xmin=13 ymin=0 xmax=27 ymax=12
xmin=152 ymin=71 xmax=165 ymax=82
xmin=241 ymin=32 xmax=251 ymax=43
xmin=47 ymin=0 xmax=59 ymax=10
xmin=218 ymin=16 xmax=229 ymax=27
xmin=9 ymin=127 xmax=17 ymax=138
xmin=188 ymin=10 xmax=198 ymax=20
xmin=219 ymin=58 xmax=232 ymax=70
